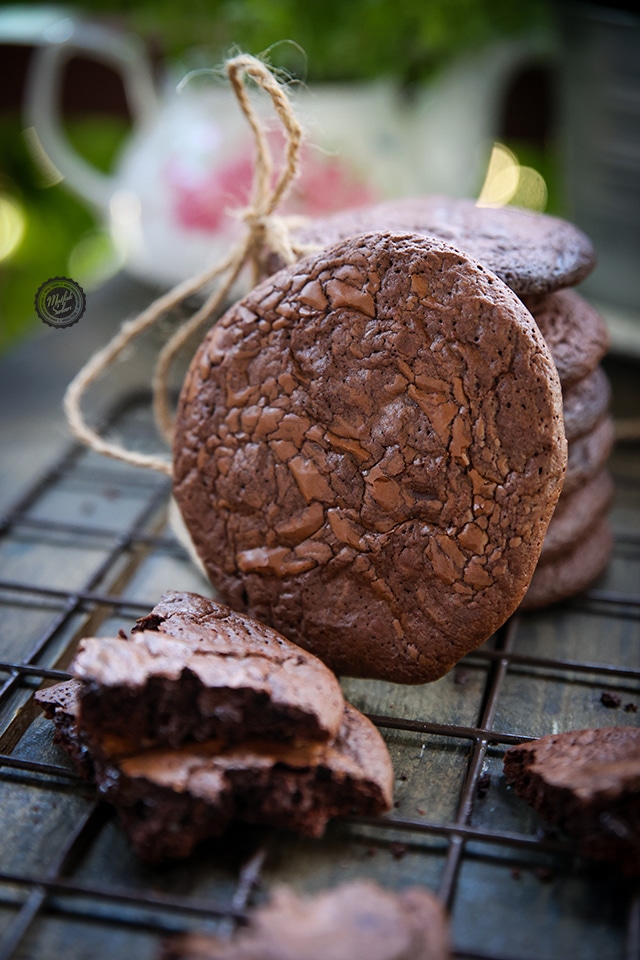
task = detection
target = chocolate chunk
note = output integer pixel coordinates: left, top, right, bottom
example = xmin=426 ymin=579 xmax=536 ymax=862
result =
xmin=504 ymin=726 xmax=640 ymax=875
xmin=173 ymin=232 xmax=567 ymax=683
xmin=72 ymin=592 xmax=345 ymax=747
xmin=36 ymin=680 xmax=393 ymax=862
xmin=160 ymin=881 xmax=450 ymax=960
xmin=264 ymin=194 xmax=596 ymax=296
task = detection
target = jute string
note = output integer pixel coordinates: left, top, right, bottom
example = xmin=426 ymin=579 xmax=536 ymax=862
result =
xmin=64 ymin=54 xmax=309 ymax=478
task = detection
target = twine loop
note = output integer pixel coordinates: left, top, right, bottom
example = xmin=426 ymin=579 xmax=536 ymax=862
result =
xmin=64 ymin=53 xmax=305 ymax=477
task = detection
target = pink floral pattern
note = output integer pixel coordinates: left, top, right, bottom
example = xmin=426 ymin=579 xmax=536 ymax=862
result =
xmin=165 ymin=129 xmax=377 ymax=234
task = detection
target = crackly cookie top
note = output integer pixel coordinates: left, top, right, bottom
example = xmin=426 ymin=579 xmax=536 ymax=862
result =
xmin=266 ymin=195 xmax=596 ymax=296
xmin=173 ymin=232 xmax=567 ymax=683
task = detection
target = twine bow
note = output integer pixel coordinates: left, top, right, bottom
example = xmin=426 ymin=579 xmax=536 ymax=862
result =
xmin=64 ymin=54 xmax=307 ymax=477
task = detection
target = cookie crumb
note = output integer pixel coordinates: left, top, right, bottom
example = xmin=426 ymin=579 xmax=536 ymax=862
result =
xmin=454 ymin=669 xmax=469 ymax=686
xmin=534 ymin=867 xmax=554 ymax=884
xmin=390 ymin=842 xmax=408 ymax=860
xmin=477 ymin=772 xmax=491 ymax=798
xmin=536 ymin=826 xmax=558 ymax=842
xmin=600 ymin=691 xmax=622 ymax=709
xmin=117 ymin=629 xmax=128 ymax=640
xmin=624 ymin=702 xmax=638 ymax=714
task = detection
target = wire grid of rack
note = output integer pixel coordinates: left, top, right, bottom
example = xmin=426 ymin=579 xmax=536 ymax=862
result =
xmin=0 ymin=391 xmax=639 ymax=960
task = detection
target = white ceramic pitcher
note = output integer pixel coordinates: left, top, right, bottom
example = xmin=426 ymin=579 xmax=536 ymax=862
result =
xmin=22 ymin=10 xmax=529 ymax=288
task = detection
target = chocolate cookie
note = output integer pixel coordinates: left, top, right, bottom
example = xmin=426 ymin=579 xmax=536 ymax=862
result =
xmin=521 ymin=515 xmax=613 ymax=610
xmin=561 ymin=366 xmax=611 ymax=442
xmin=173 ymin=233 xmax=567 ymax=683
xmin=72 ymin=592 xmax=345 ymax=747
xmin=563 ymin=415 xmax=615 ymax=497
xmin=523 ymin=289 xmax=610 ymax=387
xmin=37 ymin=680 xmax=393 ymax=861
xmin=504 ymin=727 xmax=640 ymax=875
xmin=540 ymin=469 xmax=614 ymax=562
xmin=266 ymin=195 xmax=596 ymax=296
xmin=161 ymin=881 xmax=450 ymax=960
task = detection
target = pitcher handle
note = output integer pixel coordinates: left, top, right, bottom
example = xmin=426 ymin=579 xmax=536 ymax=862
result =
xmin=24 ymin=17 xmax=158 ymax=212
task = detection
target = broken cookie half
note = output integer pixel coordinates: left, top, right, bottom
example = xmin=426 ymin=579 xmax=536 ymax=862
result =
xmin=72 ymin=591 xmax=345 ymax=747
xmin=36 ymin=592 xmax=393 ymax=861
xmin=38 ymin=679 xmax=392 ymax=861
xmin=504 ymin=726 xmax=640 ymax=876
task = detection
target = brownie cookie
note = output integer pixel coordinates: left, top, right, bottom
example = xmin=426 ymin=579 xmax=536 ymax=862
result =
xmin=540 ymin=469 xmax=614 ymax=562
xmin=161 ymin=881 xmax=450 ymax=960
xmin=561 ymin=366 xmax=611 ymax=442
xmin=523 ymin=289 xmax=610 ymax=387
xmin=521 ymin=515 xmax=613 ymax=610
xmin=563 ymin=415 xmax=615 ymax=497
xmin=37 ymin=680 xmax=393 ymax=861
xmin=504 ymin=727 xmax=640 ymax=875
xmin=265 ymin=195 xmax=596 ymax=296
xmin=72 ymin=592 xmax=345 ymax=747
xmin=173 ymin=232 xmax=567 ymax=683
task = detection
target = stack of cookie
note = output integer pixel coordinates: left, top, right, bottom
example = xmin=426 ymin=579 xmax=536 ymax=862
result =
xmin=518 ymin=289 xmax=613 ymax=609
xmin=36 ymin=591 xmax=393 ymax=861
xmin=273 ymin=196 xmax=615 ymax=610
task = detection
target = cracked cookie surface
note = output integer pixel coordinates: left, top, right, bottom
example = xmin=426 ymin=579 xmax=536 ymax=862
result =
xmin=174 ymin=233 xmax=567 ymax=683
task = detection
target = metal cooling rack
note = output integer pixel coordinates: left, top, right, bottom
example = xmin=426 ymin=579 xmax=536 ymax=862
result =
xmin=0 ymin=392 xmax=639 ymax=960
